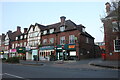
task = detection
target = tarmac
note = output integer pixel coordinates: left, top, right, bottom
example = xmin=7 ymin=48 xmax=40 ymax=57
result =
xmin=19 ymin=58 xmax=120 ymax=70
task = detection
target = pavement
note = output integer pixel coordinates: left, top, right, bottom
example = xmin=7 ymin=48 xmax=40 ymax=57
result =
xmin=19 ymin=58 xmax=120 ymax=69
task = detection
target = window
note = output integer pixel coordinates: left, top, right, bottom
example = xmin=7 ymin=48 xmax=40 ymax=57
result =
xmin=60 ymin=36 xmax=65 ymax=45
xmin=16 ymin=37 xmax=18 ymax=40
xmin=82 ymin=28 xmax=85 ymax=32
xmin=112 ymin=21 xmax=119 ymax=32
xmin=20 ymin=36 xmax=23 ymax=39
xmin=50 ymin=29 xmax=54 ymax=34
xmin=86 ymin=37 xmax=89 ymax=43
xmin=114 ymin=39 xmax=120 ymax=52
xmin=60 ymin=26 xmax=65 ymax=32
xmin=43 ymin=39 xmax=47 ymax=44
xmin=24 ymin=42 xmax=26 ymax=46
xmin=49 ymin=38 xmax=54 ymax=44
xmin=43 ymin=30 xmax=47 ymax=35
xmin=24 ymin=35 xmax=26 ymax=38
xmin=16 ymin=43 xmax=18 ymax=47
xmin=20 ymin=43 xmax=22 ymax=47
xmin=12 ymin=44 xmax=14 ymax=49
xmin=69 ymin=35 xmax=75 ymax=44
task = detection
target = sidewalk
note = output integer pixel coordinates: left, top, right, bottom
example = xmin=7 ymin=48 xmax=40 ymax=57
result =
xmin=19 ymin=58 xmax=120 ymax=69
xmin=89 ymin=59 xmax=120 ymax=69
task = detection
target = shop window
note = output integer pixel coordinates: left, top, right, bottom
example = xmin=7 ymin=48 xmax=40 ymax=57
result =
xmin=114 ymin=39 xmax=120 ymax=52
xmin=69 ymin=35 xmax=75 ymax=44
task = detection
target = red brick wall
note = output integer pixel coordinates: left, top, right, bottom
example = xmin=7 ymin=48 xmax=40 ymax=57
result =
xmin=103 ymin=19 xmax=120 ymax=60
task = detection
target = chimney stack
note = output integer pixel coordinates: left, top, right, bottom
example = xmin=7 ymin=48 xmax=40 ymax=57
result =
xmin=17 ymin=26 xmax=21 ymax=32
xmin=24 ymin=28 xmax=28 ymax=33
xmin=105 ymin=2 xmax=111 ymax=15
xmin=60 ymin=16 xmax=66 ymax=25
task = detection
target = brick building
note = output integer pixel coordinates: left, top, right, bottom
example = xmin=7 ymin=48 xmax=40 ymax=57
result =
xmin=11 ymin=28 xmax=28 ymax=59
xmin=39 ymin=16 xmax=95 ymax=61
xmin=101 ymin=1 xmax=120 ymax=60
xmin=2 ymin=26 xmax=22 ymax=59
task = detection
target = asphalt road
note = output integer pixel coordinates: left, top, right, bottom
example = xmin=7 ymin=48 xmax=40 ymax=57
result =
xmin=1 ymin=59 xmax=119 ymax=79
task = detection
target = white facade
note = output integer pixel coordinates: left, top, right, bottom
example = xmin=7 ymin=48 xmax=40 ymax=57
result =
xmin=27 ymin=25 xmax=41 ymax=48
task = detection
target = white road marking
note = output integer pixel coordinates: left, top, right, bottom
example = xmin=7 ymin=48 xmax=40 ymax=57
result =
xmin=4 ymin=73 xmax=24 ymax=79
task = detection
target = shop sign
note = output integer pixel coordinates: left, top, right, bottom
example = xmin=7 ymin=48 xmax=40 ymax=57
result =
xmin=10 ymin=49 xmax=16 ymax=53
xmin=69 ymin=45 xmax=75 ymax=48
xmin=40 ymin=46 xmax=54 ymax=50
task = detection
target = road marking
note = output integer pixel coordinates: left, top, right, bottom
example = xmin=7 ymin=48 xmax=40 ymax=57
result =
xmin=4 ymin=73 xmax=24 ymax=79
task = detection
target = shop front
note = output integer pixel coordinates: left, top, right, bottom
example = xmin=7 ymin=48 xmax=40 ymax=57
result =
xmin=56 ymin=44 xmax=76 ymax=60
xmin=9 ymin=49 xmax=17 ymax=57
xmin=3 ymin=51 xmax=9 ymax=59
xmin=16 ymin=47 xmax=26 ymax=60
xmin=39 ymin=46 xmax=55 ymax=61
xmin=0 ymin=51 xmax=4 ymax=59
xmin=32 ymin=49 xmax=38 ymax=61
xmin=26 ymin=46 xmax=32 ymax=60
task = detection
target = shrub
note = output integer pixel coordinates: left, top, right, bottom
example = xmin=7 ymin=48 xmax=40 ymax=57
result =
xmin=2 ymin=58 xmax=6 ymax=60
xmin=6 ymin=57 xmax=20 ymax=63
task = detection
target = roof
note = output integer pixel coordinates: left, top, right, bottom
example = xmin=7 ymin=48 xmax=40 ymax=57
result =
xmin=81 ymin=32 xmax=94 ymax=39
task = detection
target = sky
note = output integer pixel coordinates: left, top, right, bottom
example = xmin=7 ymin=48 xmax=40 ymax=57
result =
xmin=0 ymin=0 xmax=111 ymax=42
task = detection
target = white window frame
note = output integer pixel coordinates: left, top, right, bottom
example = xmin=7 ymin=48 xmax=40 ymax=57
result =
xmin=16 ymin=43 xmax=18 ymax=47
xmin=114 ymin=39 xmax=120 ymax=52
xmin=82 ymin=28 xmax=85 ymax=32
xmin=43 ymin=39 xmax=47 ymax=44
xmin=24 ymin=42 xmax=26 ymax=46
xmin=69 ymin=35 xmax=75 ymax=44
xmin=60 ymin=26 xmax=65 ymax=32
xmin=24 ymin=35 xmax=26 ymax=38
xmin=20 ymin=36 xmax=23 ymax=39
xmin=50 ymin=29 xmax=54 ymax=34
xmin=112 ymin=21 xmax=119 ymax=32
xmin=16 ymin=37 xmax=18 ymax=40
xmin=43 ymin=30 xmax=47 ymax=35
xmin=49 ymin=38 xmax=54 ymax=44
xmin=12 ymin=44 xmax=14 ymax=49
xmin=60 ymin=36 xmax=65 ymax=45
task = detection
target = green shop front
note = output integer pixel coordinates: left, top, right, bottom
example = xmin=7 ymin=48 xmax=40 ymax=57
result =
xmin=55 ymin=44 xmax=76 ymax=60
xmin=16 ymin=47 xmax=26 ymax=60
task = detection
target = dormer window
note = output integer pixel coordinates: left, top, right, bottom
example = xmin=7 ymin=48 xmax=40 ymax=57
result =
xmin=50 ymin=29 xmax=54 ymax=34
xmin=82 ymin=28 xmax=85 ymax=32
xmin=43 ymin=30 xmax=47 ymax=35
xmin=60 ymin=26 xmax=65 ymax=32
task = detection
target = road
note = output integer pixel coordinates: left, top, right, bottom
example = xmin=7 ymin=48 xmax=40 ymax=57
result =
xmin=1 ymin=59 xmax=119 ymax=79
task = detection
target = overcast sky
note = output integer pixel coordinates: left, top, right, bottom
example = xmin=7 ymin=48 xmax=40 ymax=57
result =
xmin=0 ymin=0 xmax=111 ymax=42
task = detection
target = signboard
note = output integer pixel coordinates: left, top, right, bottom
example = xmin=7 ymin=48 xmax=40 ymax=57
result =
xmin=69 ymin=45 xmax=75 ymax=48
xmin=10 ymin=49 xmax=16 ymax=53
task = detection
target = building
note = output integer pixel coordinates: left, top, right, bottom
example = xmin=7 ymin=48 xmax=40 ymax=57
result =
xmin=11 ymin=28 xmax=28 ymax=59
xmin=39 ymin=16 xmax=95 ymax=61
xmin=2 ymin=26 xmax=22 ymax=59
xmin=26 ymin=23 xmax=45 ymax=60
xmin=101 ymin=1 xmax=120 ymax=60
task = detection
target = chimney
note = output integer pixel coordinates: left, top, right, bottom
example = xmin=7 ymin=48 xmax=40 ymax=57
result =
xmin=17 ymin=26 xmax=21 ymax=32
xmin=60 ymin=16 xmax=66 ymax=25
xmin=8 ymin=30 xmax=12 ymax=33
xmin=24 ymin=28 xmax=28 ymax=33
xmin=105 ymin=2 xmax=111 ymax=15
